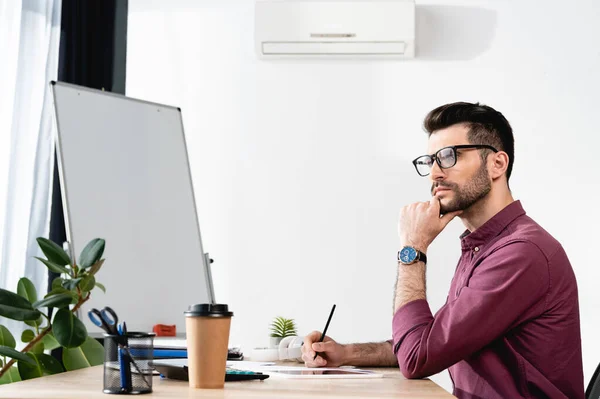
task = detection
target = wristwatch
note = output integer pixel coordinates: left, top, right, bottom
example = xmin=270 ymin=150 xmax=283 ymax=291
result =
xmin=397 ymin=246 xmax=427 ymax=265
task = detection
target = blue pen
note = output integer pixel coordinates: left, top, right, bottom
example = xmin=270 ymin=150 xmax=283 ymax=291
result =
xmin=118 ymin=321 xmax=133 ymax=392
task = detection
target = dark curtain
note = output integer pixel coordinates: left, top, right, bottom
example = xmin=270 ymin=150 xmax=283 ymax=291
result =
xmin=49 ymin=0 xmax=127 ymax=355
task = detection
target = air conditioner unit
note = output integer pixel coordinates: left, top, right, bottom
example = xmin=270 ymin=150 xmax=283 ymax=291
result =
xmin=255 ymin=0 xmax=415 ymax=59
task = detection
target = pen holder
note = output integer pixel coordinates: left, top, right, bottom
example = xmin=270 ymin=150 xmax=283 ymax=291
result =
xmin=103 ymin=332 xmax=155 ymax=394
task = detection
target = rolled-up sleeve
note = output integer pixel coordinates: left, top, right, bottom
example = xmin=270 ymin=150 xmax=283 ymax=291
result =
xmin=392 ymin=240 xmax=549 ymax=379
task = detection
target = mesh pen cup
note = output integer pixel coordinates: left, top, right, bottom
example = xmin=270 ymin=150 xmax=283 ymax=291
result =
xmin=103 ymin=332 xmax=155 ymax=394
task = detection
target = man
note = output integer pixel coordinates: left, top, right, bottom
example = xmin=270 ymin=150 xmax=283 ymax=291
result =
xmin=301 ymin=102 xmax=584 ymax=398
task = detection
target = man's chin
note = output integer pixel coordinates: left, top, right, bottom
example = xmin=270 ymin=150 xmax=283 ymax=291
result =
xmin=439 ymin=198 xmax=459 ymax=214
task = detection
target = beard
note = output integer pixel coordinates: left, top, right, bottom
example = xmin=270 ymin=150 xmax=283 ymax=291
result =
xmin=432 ymin=163 xmax=492 ymax=214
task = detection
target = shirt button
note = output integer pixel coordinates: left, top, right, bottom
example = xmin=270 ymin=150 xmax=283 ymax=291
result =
xmin=474 ymin=247 xmax=480 ymax=252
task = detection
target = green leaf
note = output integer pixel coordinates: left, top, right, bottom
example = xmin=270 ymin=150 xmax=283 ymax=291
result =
xmin=269 ymin=317 xmax=297 ymax=338
xmin=36 ymin=237 xmax=71 ymax=266
xmin=41 ymin=333 xmax=60 ymax=351
xmin=45 ymin=288 xmax=78 ymax=305
xmin=0 ymin=366 xmax=21 ymax=385
xmin=0 ymin=325 xmax=16 ymax=348
xmin=88 ymin=259 xmax=104 ymax=276
xmin=18 ymin=353 xmax=63 ymax=380
xmin=17 ymin=353 xmax=42 ymax=380
xmin=61 ymin=278 xmax=82 ymax=291
xmin=21 ymin=330 xmax=35 ymax=343
xmin=31 ymin=341 xmax=45 ymax=354
xmin=38 ymin=353 xmax=63 ymax=375
xmin=52 ymin=308 xmax=87 ymax=348
xmin=79 ymin=239 xmax=105 ymax=269
xmin=79 ymin=275 xmax=95 ymax=293
xmin=62 ymin=336 xmax=104 ymax=371
xmin=95 ymin=282 xmax=106 ymax=293
xmin=0 ymin=346 xmax=36 ymax=365
xmin=33 ymin=293 xmax=74 ymax=309
xmin=0 ymin=289 xmax=42 ymax=321
xmin=24 ymin=314 xmax=43 ymax=328
xmin=35 ymin=257 xmax=70 ymax=275
xmin=17 ymin=278 xmax=38 ymax=304
xmin=52 ymin=277 xmax=64 ymax=290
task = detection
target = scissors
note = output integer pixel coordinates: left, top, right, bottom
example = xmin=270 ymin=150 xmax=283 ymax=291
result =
xmin=88 ymin=306 xmax=120 ymax=335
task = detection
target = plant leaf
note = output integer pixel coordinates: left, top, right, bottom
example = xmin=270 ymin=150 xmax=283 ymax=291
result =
xmin=37 ymin=353 xmax=63 ymax=374
xmin=45 ymin=288 xmax=78 ymax=305
xmin=78 ymin=239 xmax=105 ymax=269
xmin=24 ymin=314 xmax=43 ymax=328
xmin=0 ymin=289 xmax=42 ymax=321
xmin=36 ymin=238 xmax=71 ymax=266
xmin=17 ymin=353 xmax=42 ymax=380
xmin=88 ymin=259 xmax=105 ymax=276
xmin=79 ymin=274 xmax=95 ymax=293
xmin=95 ymin=282 xmax=106 ymax=293
xmin=41 ymin=333 xmax=60 ymax=351
xmin=17 ymin=353 xmax=63 ymax=380
xmin=0 ymin=366 xmax=21 ymax=385
xmin=21 ymin=330 xmax=35 ymax=343
xmin=62 ymin=336 xmax=104 ymax=371
xmin=52 ymin=308 xmax=87 ymax=348
xmin=0 ymin=325 xmax=16 ymax=348
xmin=35 ymin=257 xmax=69 ymax=275
xmin=33 ymin=293 xmax=74 ymax=309
xmin=0 ymin=346 xmax=36 ymax=365
xmin=31 ymin=341 xmax=45 ymax=354
xmin=52 ymin=277 xmax=64 ymax=290
xmin=61 ymin=278 xmax=82 ymax=291
xmin=17 ymin=278 xmax=38 ymax=304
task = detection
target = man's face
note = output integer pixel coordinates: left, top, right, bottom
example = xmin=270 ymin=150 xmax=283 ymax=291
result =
xmin=426 ymin=124 xmax=492 ymax=214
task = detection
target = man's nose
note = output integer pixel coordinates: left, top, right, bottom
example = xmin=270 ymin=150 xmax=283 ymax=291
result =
xmin=430 ymin=159 xmax=446 ymax=182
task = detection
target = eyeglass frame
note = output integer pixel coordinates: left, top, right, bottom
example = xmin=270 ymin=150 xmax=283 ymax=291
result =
xmin=412 ymin=144 xmax=499 ymax=177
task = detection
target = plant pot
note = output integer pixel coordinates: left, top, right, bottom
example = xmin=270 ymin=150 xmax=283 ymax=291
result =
xmin=270 ymin=337 xmax=283 ymax=348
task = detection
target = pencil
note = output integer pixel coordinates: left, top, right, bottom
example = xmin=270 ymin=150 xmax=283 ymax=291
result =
xmin=314 ymin=304 xmax=336 ymax=360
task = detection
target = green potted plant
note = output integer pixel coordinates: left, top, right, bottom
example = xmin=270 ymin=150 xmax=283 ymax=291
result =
xmin=269 ymin=316 xmax=298 ymax=347
xmin=0 ymin=237 xmax=107 ymax=384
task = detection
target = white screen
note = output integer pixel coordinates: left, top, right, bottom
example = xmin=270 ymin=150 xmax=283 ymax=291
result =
xmin=51 ymin=81 xmax=211 ymax=333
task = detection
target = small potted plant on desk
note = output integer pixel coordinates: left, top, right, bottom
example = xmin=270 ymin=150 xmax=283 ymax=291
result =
xmin=0 ymin=237 xmax=107 ymax=384
xmin=269 ymin=316 xmax=298 ymax=348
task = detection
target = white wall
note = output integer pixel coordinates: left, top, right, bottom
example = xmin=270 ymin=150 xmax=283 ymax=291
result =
xmin=126 ymin=0 xmax=600 ymax=392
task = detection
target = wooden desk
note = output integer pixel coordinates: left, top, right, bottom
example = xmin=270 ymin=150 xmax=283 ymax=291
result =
xmin=0 ymin=364 xmax=454 ymax=398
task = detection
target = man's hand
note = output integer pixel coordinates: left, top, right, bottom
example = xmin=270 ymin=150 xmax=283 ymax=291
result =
xmin=301 ymin=331 xmax=347 ymax=368
xmin=398 ymin=197 xmax=462 ymax=250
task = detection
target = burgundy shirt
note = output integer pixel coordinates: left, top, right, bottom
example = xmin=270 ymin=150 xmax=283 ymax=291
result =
xmin=392 ymin=201 xmax=584 ymax=399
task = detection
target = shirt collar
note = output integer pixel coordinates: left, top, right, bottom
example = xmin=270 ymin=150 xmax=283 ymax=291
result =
xmin=460 ymin=200 xmax=526 ymax=250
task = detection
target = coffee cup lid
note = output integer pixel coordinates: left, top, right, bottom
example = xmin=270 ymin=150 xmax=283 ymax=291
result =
xmin=184 ymin=303 xmax=233 ymax=317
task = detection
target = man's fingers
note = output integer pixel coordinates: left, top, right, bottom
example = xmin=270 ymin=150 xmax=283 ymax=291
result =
xmin=311 ymin=340 xmax=334 ymax=352
xmin=303 ymin=354 xmax=327 ymax=368
xmin=302 ymin=331 xmax=322 ymax=358
xmin=440 ymin=210 xmax=463 ymax=225
xmin=302 ymin=331 xmax=321 ymax=350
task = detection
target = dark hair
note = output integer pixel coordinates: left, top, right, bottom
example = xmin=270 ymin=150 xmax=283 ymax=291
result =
xmin=423 ymin=102 xmax=515 ymax=182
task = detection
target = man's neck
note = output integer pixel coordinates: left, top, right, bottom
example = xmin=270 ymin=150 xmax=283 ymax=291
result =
xmin=461 ymin=189 xmax=514 ymax=232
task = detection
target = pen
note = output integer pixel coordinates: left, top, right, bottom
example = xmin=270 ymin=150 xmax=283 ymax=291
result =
xmin=313 ymin=304 xmax=336 ymax=360
xmin=118 ymin=321 xmax=133 ymax=392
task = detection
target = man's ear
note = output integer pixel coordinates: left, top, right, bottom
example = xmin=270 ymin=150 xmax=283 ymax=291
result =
xmin=490 ymin=151 xmax=509 ymax=180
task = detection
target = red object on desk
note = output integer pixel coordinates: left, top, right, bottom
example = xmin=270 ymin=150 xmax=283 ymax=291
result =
xmin=153 ymin=324 xmax=176 ymax=336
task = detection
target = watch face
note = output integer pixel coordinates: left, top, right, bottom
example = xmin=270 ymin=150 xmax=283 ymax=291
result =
xmin=399 ymin=247 xmax=417 ymax=264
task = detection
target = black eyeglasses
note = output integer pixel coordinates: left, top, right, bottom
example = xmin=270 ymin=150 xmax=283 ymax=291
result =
xmin=412 ymin=145 xmax=498 ymax=177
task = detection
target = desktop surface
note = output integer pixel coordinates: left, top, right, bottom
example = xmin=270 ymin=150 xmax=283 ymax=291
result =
xmin=0 ymin=362 xmax=455 ymax=398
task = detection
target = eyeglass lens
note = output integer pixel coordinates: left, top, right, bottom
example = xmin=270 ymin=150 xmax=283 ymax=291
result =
xmin=414 ymin=147 xmax=457 ymax=176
